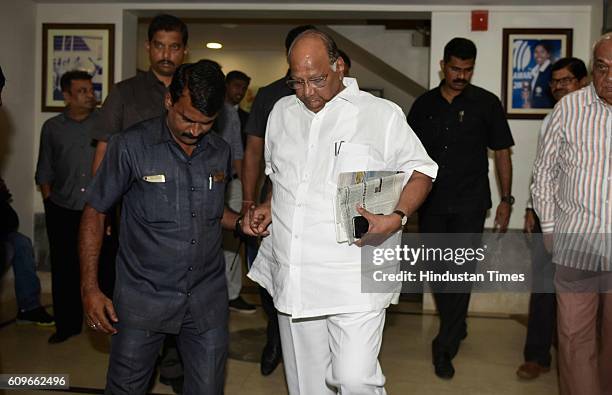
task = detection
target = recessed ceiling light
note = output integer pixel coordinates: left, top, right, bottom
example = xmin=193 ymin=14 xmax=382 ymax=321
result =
xmin=206 ymin=42 xmax=223 ymax=49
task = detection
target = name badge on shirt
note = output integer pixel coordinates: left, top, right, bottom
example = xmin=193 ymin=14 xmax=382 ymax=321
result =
xmin=213 ymin=171 xmax=225 ymax=183
xmin=143 ymin=174 xmax=166 ymax=183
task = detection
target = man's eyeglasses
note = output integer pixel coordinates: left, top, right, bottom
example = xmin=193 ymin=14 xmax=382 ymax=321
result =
xmin=549 ymin=77 xmax=577 ymax=87
xmin=286 ymin=74 xmax=329 ymax=90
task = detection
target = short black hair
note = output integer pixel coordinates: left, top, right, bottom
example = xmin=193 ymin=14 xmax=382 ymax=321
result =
xmin=338 ymin=49 xmax=351 ymax=69
xmin=148 ymin=14 xmax=188 ymax=46
xmin=226 ymin=70 xmax=251 ymax=85
xmin=169 ymin=60 xmax=226 ymax=117
xmin=535 ymin=41 xmax=552 ymax=54
xmin=0 ymin=66 xmax=5 ymax=89
xmin=443 ymin=37 xmax=477 ymax=62
xmin=551 ymin=57 xmax=587 ymax=80
xmin=60 ymin=70 xmax=92 ymax=92
xmin=285 ymin=25 xmax=317 ymax=52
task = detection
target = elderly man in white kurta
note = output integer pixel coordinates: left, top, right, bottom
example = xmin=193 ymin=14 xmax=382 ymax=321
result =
xmin=244 ymin=30 xmax=438 ymax=394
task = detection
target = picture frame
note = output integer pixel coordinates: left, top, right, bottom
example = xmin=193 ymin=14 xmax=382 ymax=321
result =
xmin=42 ymin=23 xmax=115 ymax=112
xmin=501 ymin=28 xmax=572 ymax=119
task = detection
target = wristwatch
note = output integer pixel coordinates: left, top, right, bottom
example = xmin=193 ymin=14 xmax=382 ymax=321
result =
xmin=501 ymin=195 xmax=515 ymax=205
xmin=392 ymin=209 xmax=408 ymax=226
xmin=234 ymin=215 xmax=244 ymax=236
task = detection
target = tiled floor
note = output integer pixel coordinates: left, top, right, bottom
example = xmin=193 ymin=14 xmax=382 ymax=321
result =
xmin=0 ymin=293 xmax=558 ymax=395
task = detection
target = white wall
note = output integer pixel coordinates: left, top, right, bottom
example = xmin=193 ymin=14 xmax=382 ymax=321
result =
xmin=430 ymin=6 xmax=592 ymax=230
xmin=0 ymin=0 xmax=37 ymax=238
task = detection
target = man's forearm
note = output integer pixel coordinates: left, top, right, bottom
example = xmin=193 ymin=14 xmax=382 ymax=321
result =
xmin=79 ymin=204 xmax=106 ymax=293
xmin=395 ymin=171 xmax=433 ymax=216
xmin=494 ymin=148 xmax=512 ymax=197
xmin=233 ymin=159 xmax=243 ymax=181
xmin=241 ymin=135 xmax=264 ymax=207
xmin=221 ymin=207 xmax=240 ymax=230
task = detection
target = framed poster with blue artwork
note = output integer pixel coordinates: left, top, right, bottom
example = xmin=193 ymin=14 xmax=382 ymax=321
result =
xmin=501 ymin=28 xmax=572 ymax=119
xmin=42 ymin=23 xmax=114 ymax=112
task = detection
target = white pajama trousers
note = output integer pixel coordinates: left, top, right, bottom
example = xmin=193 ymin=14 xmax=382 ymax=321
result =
xmin=278 ymin=310 xmax=387 ymax=395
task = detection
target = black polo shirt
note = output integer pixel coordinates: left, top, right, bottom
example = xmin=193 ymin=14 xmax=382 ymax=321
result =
xmin=86 ymin=116 xmax=231 ymax=334
xmin=244 ymin=72 xmax=292 ymax=138
xmin=408 ymin=82 xmax=514 ymax=214
xmin=93 ymin=69 xmax=167 ymax=142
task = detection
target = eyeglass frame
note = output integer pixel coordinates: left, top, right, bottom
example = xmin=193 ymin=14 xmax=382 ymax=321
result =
xmin=286 ymin=74 xmax=330 ymax=90
xmin=549 ymin=76 xmax=577 ymax=87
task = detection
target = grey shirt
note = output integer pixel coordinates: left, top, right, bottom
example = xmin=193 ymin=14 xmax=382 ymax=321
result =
xmin=92 ymin=69 xmax=167 ymax=141
xmin=35 ymin=110 xmax=98 ymax=211
xmin=86 ymin=116 xmax=232 ymax=333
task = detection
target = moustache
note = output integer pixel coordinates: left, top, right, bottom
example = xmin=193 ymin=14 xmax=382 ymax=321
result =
xmin=452 ymin=79 xmax=468 ymax=85
xmin=157 ymin=60 xmax=175 ymax=67
xmin=181 ymin=132 xmax=203 ymax=144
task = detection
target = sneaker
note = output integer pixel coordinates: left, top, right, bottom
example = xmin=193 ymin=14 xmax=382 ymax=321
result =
xmin=229 ymin=296 xmax=256 ymax=314
xmin=16 ymin=307 xmax=55 ymax=326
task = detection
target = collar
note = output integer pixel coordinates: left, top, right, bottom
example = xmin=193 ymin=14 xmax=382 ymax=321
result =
xmin=537 ymin=60 xmax=551 ymax=73
xmin=436 ymin=80 xmax=476 ymax=101
xmin=582 ymin=83 xmax=612 ymax=109
xmin=60 ymin=108 xmax=95 ymax=124
xmin=294 ymin=77 xmax=358 ymax=115
xmin=145 ymin=69 xmax=167 ymax=87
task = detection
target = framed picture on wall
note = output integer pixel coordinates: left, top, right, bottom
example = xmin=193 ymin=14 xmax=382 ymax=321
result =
xmin=501 ymin=28 xmax=572 ymax=119
xmin=42 ymin=23 xmax=115 ymax=112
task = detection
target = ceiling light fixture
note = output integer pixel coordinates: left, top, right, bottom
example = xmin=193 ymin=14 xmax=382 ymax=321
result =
xmin=206 ymin=42 xmax=223 ymax=49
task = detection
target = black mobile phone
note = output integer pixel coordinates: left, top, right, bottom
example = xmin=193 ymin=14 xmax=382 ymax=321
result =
xmin=353 ymin=216 xmax=369 ymax=239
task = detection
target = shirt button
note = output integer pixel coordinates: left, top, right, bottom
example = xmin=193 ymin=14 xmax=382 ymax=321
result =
xmin=80 ymin=188 xmax=85 ymax=192
xmin=187 ymin=291 xmax=192 ymax=297
xmin=443 ymin=145 xmax=448 ymax=150
xmin=191 ymin=211 xmax=196 ymax=217
xmin=191 ymin=187 xmax=195 ymax=191
xmin=188 ymin=161 xmax=192 ymax=166
xmin=294 ymin=235 xmax=299 ymax=239
xmin=188 ymin=266 xmax=194 ymax=271
xmin=191 ymin=239 xmax=196 ymax=245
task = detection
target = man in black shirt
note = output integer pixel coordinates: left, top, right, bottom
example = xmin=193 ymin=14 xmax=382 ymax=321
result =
xmin=80 ymin=60 xmax=239 ymax=395
xmin=241 ymin=24 xmax=315 ymax=376
xmin=408 ymin=37 xmax=514 ymax=380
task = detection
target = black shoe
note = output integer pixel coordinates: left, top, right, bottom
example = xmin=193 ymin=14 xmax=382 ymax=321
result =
xmin=17 ymin=307 xmax=55 ymax=326
xmin=229 ymin=296 xmax=256 ymax=314
xmin=159 ymin=376 xmax=183 ymax=394
xmin=260 ymin=342 xmax=282 ymax=376
xmin=433 ymin=354 xmax=455 ymax=379
xmin=48 ymin=332 xmax=75 ymax=344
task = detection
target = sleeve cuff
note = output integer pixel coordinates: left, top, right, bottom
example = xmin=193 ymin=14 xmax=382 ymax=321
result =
xmin=540 ymin=221 xmax=555 ymax=233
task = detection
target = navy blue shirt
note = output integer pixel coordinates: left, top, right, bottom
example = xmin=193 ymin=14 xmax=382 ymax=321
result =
xmin=86 ymin=116 xmax=231 ymax=334
xmin=408 ymin=83 xmax=514 ymax=214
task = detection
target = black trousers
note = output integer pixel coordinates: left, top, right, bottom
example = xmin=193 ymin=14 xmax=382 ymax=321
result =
xmin=44 ymin=200 xmax=83 ymax=336
xmin=418 ymin=210 xmax=486 ymax=360
xmin=106 ymin=310 xmax=227 ymax=395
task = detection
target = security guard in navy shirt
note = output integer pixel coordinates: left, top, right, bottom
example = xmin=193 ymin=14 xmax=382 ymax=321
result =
xmin=79 ymin=60 xmax=241 ymax=395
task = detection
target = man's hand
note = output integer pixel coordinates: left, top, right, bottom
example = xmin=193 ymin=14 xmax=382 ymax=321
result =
xmin=523 ymin=209 xmax=536 ymax=234
xmin=354 ymin=205 xmax=403 ymax=247
xmin=82 ymin=287 xmax=118 ymax=334
xmin=245 ymin=202 xmax=271 ymax=236
xmin=493 ymin=202 xmax=511 ymax=233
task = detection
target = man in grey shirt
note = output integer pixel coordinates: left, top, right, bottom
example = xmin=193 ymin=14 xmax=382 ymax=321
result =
xmin=35 ymin=70 xmax=98 ymax=344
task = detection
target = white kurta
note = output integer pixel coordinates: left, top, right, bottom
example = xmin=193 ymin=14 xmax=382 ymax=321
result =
xmin=248 ymin=78 xmax=438 ymax=319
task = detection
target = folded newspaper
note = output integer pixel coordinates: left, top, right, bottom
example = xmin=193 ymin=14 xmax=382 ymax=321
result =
xmin=333 ymin=171 xmax=404 ymax=244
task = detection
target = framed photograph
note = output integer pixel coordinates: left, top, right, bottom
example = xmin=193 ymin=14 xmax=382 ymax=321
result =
xmin=501 ymin=28 xmax=572 ymax=119
xmin=42 ymin=23 xmax=115 ymax=112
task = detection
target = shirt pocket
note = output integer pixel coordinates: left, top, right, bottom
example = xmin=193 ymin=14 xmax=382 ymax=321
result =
xmin=205 ymin=172 xmax=226 ymax=220
xmin=329 ymin=142 xmax=371 ymax=185
xmin=141 ymin=178 xmax=178 ymax=224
